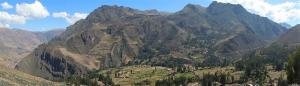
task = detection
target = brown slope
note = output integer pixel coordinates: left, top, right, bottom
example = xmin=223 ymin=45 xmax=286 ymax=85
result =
xmin=0 ymin=28 xmax=64 ymax=68
xmin=276 ymin=25 xmax=300 ymax=47
xmin=0 ymin=64 xmax=61 ymax=85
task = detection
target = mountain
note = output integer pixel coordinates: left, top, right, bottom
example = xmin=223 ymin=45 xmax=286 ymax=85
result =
xmin=280 ymin=23 xmax=292 ymax=29
xmin=0 ymin=28 xmax=64 ymax=68
xmin=34 ymin=29 xmax=65 ymax=42
xmin=16 ymin=1 xmax=286 ymax=81
xmin=276 ymin=24 xmax=300 ymax=47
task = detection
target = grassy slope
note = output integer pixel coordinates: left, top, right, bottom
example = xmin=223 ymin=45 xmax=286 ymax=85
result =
xmin=0 ymin=64 xmax=63 ymax=86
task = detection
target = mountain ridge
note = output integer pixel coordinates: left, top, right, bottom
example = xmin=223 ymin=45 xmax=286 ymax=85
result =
xmin=275 ymin=24 xmax=300 ymax=47
xmin=0 ymin=28 xmax=64 ymax=68
xmin=16 ymin=2 xmax=286 ymax=81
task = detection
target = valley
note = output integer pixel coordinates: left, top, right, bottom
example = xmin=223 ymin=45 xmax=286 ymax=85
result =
xmin=0 ymin=0 xmax=299 ymax=86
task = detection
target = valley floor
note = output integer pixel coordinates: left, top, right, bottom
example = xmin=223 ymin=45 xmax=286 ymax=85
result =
xmin=67 ymin=65 xmax=286 ymax=86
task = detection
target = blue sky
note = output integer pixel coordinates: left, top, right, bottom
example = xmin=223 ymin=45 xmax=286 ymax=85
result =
xmin=0 ymin=0 xmax=213 ymax=31
xmin=0 ymin=0 xmax=299 ymax=31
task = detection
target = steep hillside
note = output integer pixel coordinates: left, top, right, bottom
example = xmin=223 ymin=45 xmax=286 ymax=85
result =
xmin=16 ymin=1 xmax=286 ymax=81
xmin=0 ymin=64 xmax=61 ymax=85
xmin=0 ymin=28 xmax=64 ymax=68
xmin=276 ymin=25 xmax=300 ymax=47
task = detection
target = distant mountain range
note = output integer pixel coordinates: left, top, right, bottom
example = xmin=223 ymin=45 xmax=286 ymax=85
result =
xmin=280 ymin=23 xmax=292 ymax=28
xmin=16 ymin=1 xmax=287 ymax=81
xmin=0 ymin=28 xmax=64 ymax=68
xmin=276 ymin=25 xmax=300 ymax=47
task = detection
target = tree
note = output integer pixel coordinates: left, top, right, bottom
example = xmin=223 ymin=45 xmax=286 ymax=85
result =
xmin=287 ymin=47 xmax=300 ymax=84
xmin=241 ymin=54 xmax=269 ymax=85
xmin=201 ymin=72 xmax=234 ymax=86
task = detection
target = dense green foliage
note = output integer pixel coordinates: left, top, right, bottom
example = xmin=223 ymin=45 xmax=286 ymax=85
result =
xmin=201 ymin=72 xmax=234 ymax=86
xmin=261 ymin=45 xmax=289 ymax=71
xmin=155 ymin=73 xmax=199 ymax=86
xmin=236 ymin=52 xmax=269 ymax=85
xmin=65 ymin=71 xmax=116 ymax=86
xmin=287 ymin=47 xmax=300 ymax=84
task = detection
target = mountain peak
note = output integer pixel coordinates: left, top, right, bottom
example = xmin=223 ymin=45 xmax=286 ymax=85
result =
xmin=279 ymin=23 xmax=292 ymax=28
xmin=207 ymin=1 xmax=247 ymax=14
xmin=179 ymin=4 xmax=206 ymax=14
xmin=208 ymin=1 xmax=242 ymax=7
xmin=294 ymin=24 xmax=300 ymax=28
xmin=86 ymin=5 xmax=136 ymax=22
xmin=98 ymin=5 xmax=132 ymax=10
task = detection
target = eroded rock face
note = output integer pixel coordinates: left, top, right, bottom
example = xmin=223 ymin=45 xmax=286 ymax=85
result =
xmin=15 ymin=44 xmax=87 ymax=81
xmin=16 ymin=2 xmax=286 ymax=81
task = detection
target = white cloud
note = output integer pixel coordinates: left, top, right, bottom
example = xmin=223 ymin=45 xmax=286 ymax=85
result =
xmin=53 ymin=12 xmax=88 ymax=24
xmin=0 ymin=11 xmax=26 ymax=24
xmin=0 ymin=1 xmax=50 ymax=28
xmin=16 ymin=0 xmax=49 ymax=19
xmin=215 ymin=0 xmax=300 ymax=24
xmin=0 ymin=11 xmax=26 ymax=28
xmin=1 ymin=2 xmax=13 ymax=10
xmin=52 ymin=12 xmax=68 ymax=18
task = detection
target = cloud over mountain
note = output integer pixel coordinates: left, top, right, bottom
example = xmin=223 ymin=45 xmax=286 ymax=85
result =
xmin=215 ymin=0 xmax=300 ymax=25
xmin=52 ymin=12 xmax=88 ymax=24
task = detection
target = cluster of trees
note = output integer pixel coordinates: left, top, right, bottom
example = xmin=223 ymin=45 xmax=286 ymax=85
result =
xmin=260 ymin=45 xmax=289 ymax=71
xmin=235 ymin=45 xmax=289 ymax=72
xmin=155 ymin=75 xmax=199 ymax=86
xmin=176 ymin=65 xmax=194 ymax=73
xmin=239 ymin=56 xmax=269 ymax=85
xmin=233 ymin=50 xmax=274 ymax=85
xmin=201 ymin=72 xmax=235 ymax=86
xmin=235 ymin=45 xmax=299 ymax=85
xmin=155 ymin=71 xmax=234 ymax=86
xmin=65 ymin=71 xmax=116 ymax=86
xmin=287 ymin=47 xmax=300 ymax=84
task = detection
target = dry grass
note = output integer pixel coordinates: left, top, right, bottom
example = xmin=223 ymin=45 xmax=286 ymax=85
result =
xmin=0 ymin=64 xmax=63 ymax=86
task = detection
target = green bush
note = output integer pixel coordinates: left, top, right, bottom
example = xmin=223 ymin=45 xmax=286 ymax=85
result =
xmin=287 ymin=47 xmax=300 ymax=84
